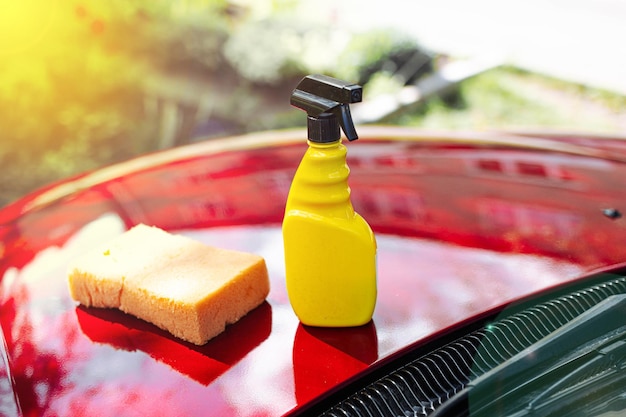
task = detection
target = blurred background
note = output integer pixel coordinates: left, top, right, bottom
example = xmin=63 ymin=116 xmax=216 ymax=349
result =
xmin=1 ymin=0 xmax=625 ymax=207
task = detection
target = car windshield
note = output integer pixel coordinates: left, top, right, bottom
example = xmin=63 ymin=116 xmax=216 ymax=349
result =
xmin=1 ymin=0 xmax=625 ymax=206
xmin=431 ymin=294 xmax=626 ymax=417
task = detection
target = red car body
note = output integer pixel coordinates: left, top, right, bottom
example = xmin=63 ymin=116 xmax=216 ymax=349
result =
xmin=1 ymin=126 xmax=626 ymax=416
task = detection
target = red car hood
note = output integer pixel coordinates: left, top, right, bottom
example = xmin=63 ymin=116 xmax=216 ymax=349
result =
xmin=1 ymin=126 xmax=626 ymax=416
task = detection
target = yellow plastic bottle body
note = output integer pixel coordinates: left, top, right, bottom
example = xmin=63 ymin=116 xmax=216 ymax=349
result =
xmin=283 ymin=140 xmax=377 ymax=327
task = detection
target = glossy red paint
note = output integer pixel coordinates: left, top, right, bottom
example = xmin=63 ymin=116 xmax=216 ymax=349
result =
xmin=1 ymin=127 xmax=626 ymax=416
xmin=293 ymin=323 xmax=378 ymax=406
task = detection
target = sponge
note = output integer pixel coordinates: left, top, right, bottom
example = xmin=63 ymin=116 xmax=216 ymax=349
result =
xmin=68 ymin=224 xmax=270 ymax=345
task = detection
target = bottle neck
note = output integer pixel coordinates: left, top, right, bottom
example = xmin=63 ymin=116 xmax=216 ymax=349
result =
xmin=306 ymin=139 xmax=341 ymax=149
xmin=287 ymin=140 xmax=355 ymax=218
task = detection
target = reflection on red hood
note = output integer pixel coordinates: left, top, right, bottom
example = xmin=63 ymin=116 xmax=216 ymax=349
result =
xmin=1 ymin=127 xmax=626 ymax=416
xmin=76 ymin=302 xmax=272 ymax=386
xmin=293 ymin=322 xmax=378 ymax=405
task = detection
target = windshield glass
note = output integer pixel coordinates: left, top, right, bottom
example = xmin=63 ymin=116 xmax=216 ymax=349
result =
xmin=431 ymin=294 xmax=626 ymax=417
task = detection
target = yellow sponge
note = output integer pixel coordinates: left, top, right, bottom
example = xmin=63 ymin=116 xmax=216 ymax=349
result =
xmin=68 ymin=224 xmax=270 ymax=345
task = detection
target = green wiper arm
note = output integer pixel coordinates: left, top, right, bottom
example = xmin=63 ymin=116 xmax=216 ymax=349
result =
xmin=431 ymin=294 xmax=626 ymax=417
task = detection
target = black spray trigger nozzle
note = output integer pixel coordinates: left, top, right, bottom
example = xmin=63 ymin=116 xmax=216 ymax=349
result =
xmin=290 ymin=74 xmax=362 ymax=143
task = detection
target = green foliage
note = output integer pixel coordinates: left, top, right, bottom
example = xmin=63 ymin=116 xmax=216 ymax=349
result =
xmin=388 ymin=67 xmax=626 ymax=132
xmin=0 ymin=0 xmax=237 ymax=205
xmin=223 ymin=16 xmax=347 ymax=84
xmin=334 ymin=29 xmax=420 ymax=82
xmin=1 ymin=2 xmax=624 ymax=208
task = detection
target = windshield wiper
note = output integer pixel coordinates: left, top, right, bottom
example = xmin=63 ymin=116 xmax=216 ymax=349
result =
xmin=431 ymin=294 xmax=626 ymax=417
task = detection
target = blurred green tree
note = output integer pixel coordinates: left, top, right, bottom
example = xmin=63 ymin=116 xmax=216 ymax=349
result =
xmin=0 ymin=0 xmax=428 ymax=206
xmin=0 ymin=1 xmax=239 ymax=205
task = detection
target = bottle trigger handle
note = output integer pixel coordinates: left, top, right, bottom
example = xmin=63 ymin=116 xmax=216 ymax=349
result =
xmin=290 ymin=74 xmax=362 ymax=143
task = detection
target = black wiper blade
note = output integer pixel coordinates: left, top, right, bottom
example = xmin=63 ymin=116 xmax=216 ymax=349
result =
xmin=431 ymin=294 xmax=626 ymax=417
xmin=527 ymin=338 xmax=626 ymax=411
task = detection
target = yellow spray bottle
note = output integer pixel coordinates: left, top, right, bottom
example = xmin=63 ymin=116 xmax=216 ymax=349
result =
xmin=283 ymin=74 xmax=377 ymax=327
